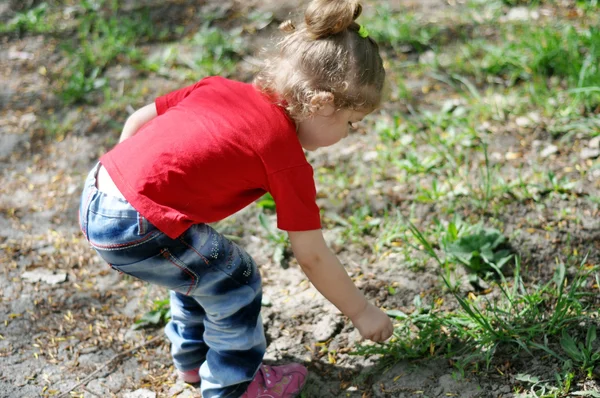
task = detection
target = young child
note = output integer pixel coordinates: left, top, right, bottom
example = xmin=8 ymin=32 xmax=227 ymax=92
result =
xmin=78 ymin=0 xmax=393 ymax=396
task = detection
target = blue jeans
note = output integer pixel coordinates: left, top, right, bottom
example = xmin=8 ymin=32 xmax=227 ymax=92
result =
xmin=79 ymin=164 xmax=265 ymax=398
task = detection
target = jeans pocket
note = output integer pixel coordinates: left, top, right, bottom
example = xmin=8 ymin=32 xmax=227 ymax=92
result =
xmin=87 ymin=202 xmax=160 ymax=251
xmin=220 ymin=243 xmax=257 ymax=286
xmin=112 ymin=248 xmax=198 ymax=295
xmin=178 ymin=224 xmax=258 ymax=287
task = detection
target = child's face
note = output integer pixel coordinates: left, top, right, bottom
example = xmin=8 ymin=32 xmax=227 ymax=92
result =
xmin=297 ymin=107 xmax=370 ymax=151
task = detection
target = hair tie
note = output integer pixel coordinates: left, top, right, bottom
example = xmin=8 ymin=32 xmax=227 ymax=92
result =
xmin=358 ymin=24 xmax=369 ymax=38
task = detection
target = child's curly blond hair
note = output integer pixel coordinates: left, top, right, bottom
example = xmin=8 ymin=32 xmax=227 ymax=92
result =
xmin=255 ymin=0 xmax=386 ymax=121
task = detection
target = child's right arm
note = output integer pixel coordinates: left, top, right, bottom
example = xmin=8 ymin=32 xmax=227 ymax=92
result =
xmin=288 ymin=229 xmax=394 ymax=342
xmin=119 ymin=103 xmax=158 ymax=142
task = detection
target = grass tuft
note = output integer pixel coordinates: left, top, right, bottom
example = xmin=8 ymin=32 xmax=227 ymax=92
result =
xmin=0 ymin=3 xmax=51 ymax=34
xmin=356 ymin=222 xmax=599 ymax=385
xmin=58 ymin=2 xmax=155 ymax=104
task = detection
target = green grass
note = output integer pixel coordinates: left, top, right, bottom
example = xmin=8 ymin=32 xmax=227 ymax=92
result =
xmin=438 ymin=23 xmax=600 ymax=112
xmin=368 ymin=104 xmax=527 ymax=214
xmin=55 ymin=2 xmax=245 ymax=104
xmin=519 ymin=0 xmax=598 ymax=6
xmin=141 ymin=23 xmax=245 ymax=79
xmin=40 ymin=114 xmax=75 ymax=142
xmin=258 ymin=211 xmax=291 ymax=268
xmin=356 ymin=225 xmax=599 ymax=392
xmin=57 ymin=1 xmax=155 ymax=104
xmin=134 ymin=296 xmax=171 ymax=330
xmin=363 ymin=7 xmax=441 ymax=54
xmin=375 ymin=213 xmax=514 ymax=283
xmin=0 ymin=3 xmax=53 ymax=34
xmin=472 ymin=0 xmax=599 ymax=11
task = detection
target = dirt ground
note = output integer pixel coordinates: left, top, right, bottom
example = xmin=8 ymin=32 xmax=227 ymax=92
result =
xmin=1 ymin=0 xmax=599 ymax=397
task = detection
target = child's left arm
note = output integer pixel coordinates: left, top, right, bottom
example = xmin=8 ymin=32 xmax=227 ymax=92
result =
xmin=119 ymin=103 xmax=157 ymax=142
xmin=288 ymin=229 xmax=393 ymax=342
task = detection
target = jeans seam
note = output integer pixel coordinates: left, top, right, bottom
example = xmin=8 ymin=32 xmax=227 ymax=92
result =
xmin=89 ymin=230 xmax=161 ymax=250
xmin=138 ymin=214 xmax=146 ymax=235
xmin=81 ymin=188 xmax=95 ymax=239
xmin=161 ymin=249 xmax=198 ymax=295
xmin=89 ymin=208 xmax=138 ymax=219
xmin=179 ymin=237 xmax=211 ymax=266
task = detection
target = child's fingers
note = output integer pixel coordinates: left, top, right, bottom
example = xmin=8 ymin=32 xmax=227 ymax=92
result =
xmin=371 ymin=330 xmax=387 ymax=342
xmin=378 ymin=324 xmax=393 ymax=342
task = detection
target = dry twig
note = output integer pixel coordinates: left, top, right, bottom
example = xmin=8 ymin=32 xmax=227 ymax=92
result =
xmin=57 ymin=335 xmax=163 ymax=398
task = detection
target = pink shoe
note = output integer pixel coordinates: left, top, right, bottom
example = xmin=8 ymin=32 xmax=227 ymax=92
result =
xmin=177 ymin=368 xmax=200 ymax=384
xmin=241 ymin=363 xmax=308 ymax=397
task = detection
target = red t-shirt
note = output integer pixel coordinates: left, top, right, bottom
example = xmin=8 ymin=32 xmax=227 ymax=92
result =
xmin=100 ymin=77 xmax=321 ymax=239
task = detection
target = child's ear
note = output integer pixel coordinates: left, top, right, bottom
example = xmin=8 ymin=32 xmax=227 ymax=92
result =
xmin=309 ymin=91 xmax=335 ymax=116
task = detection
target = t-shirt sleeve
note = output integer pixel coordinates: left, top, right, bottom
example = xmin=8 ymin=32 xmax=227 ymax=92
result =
xmin=268 ymin=165 xmax=322 ymax=231
xmin=155 ymin=77 xmax=215 ymax=115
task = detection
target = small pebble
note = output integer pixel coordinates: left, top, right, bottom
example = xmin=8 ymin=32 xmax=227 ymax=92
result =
xmin=540 ymin=145 xmax=558 ymax=158
xmin=581 ymin=148 xmax=600 ymax=160
xmin=123 ymin=389 xmax=156 ymax=398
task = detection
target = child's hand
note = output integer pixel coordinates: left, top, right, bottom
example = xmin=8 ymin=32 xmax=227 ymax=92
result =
xmin=287 ymin=230 xmax=394 ymax=343
xmin=350 ymin=302 xmax=394 ymax=342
